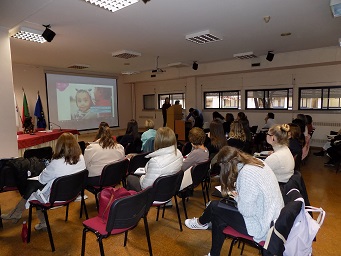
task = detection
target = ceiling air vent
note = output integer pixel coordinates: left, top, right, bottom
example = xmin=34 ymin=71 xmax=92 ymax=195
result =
xmin=233 ymin=51 xmax=257 ymax=60
xmin=186 ymin=30 xmax=222 ymax=44
xmin=112 ymin=50 xmax=141 ymax=59
xmin=67 ymin=64 xmax=90 ymax=69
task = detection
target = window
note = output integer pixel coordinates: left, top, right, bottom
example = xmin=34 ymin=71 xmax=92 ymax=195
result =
xmin=246 ymin=88 xmax=292 ymax=110
xmin=204 ymin=91 xmax=241 ymax=109
xmin=143 ymin=94 xmax=155 ymax=110
xmin=299 ymin=86 xmax=341 ymax=110
xmin=158 ymin=93 xmax=185 ymax=108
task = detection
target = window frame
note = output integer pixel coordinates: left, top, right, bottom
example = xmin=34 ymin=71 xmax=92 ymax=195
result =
xmin=203 ymin=90 xmax=241 ymax=109
xmin=143 ymin=94 xmax=155 ymax=110
xmin=299 ymin=86 xmax=341 ymax=110
xmin=158 ymin=93 xmax=185 ymax=109
xmin=245 ymin=88 xmax=293 ymax=110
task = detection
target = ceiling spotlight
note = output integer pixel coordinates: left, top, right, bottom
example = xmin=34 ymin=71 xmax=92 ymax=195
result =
xmin=10 ymin=26 xmax=46 ymax=43
xmin=263 ymin=16 xmax=271 ymax=23
xmin=42 ymin=25 xmax=56 ymax=42
xmin=192 ymin=61 xmax=198 ymax=70
xmin=266 ymin=51 xmax=275 ymax=62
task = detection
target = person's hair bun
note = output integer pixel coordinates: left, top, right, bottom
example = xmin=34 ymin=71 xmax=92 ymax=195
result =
xmin=281 ymin=124 xmax=290 ymax=132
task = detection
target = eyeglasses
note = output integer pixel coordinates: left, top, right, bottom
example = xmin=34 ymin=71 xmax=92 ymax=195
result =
xmin=266 ymin=133 xmax=274 ymax=136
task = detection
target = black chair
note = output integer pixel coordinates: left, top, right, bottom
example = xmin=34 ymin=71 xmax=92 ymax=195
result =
xmin=78 ymin=141 xmax=86 ymax=155
xmin=24 ymin=146 xmax=53 ymax=160
xmin=85 ymin=158 xmax=129 ymax=210
xmin=81 ymin=187 xmax=153 ymax=256
xmin=178 ymin=160 xmax=211 ymax=219
xmin=127 ymin=152 xmax=149 ymax=175
xmin=27 ymin=169 xmax=89 ymax=252
xmin=150 ymin=171 xmax=184 ymax=231
xmin=181 ymin=142 xmax=192 ymax=156
xmin=125 ymin=139 xmax=142 ymax=154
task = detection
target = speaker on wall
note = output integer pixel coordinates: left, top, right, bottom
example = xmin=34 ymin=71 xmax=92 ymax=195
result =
xmin=42 ymin=25 xmax=56 ymax=42
xmin=192 ymin=61 xmax=198 ymax=70
xmin=266 ymin=51 xmax=274 ymax=62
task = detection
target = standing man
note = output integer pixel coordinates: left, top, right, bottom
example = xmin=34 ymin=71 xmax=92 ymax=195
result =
xmin=162 ymin=97 xmax=171 ymax=127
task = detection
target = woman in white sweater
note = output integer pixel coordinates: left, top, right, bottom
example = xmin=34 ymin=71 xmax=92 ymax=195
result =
xmin=84 ymin=125 xmax=125 ymax=186
xmin=185 ymin=146 xmax=284 ymax=256
xmin=127 ymin=127 xmax=183 ymax=191
xmin=264 ymin=124 xmax=295 ymax=183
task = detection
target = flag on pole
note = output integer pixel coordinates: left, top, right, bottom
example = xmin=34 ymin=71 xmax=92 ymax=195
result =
xmin=14 ymin=93 xmax=21 ymax=128
xmin=34 ymin=92 xmax=47 ymax=128
xmin=22 ymin=91 xmax=30 ymax=128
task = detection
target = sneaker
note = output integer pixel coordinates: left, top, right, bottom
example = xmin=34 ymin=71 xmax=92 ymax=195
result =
xmin=313 ymin=151 xmax=325 ymax=157
xmin=185 ymin=217 xmax=208 ymax=230
xmin=34 ymin=222 xmax=47 ymax=231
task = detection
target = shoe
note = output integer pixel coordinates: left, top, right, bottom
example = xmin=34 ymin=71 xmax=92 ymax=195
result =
xmin=313 ymin=151 xmax=325 ymax=157
xmin=164 ymin=200 xmax=173 ymax=208
xmin=324 ymin=160 xmax=335 ymax=167
xmin=34 ymin=222 xmax=47 ymax=231
xmin=185 ymin=217 xmax=208 ymax=230
xmin=74 ymin=194 xmax=88 ymax=202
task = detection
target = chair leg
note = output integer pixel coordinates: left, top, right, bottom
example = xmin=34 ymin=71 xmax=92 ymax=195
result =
xmin=201 ymin=182 xmax=207 ymax=206
xmin=174 ymin=196 xmax=182 ymax=231
xmin=156 ymin=206 xmax=160 ymax=221
xmin=162 ymin=204 xmax=166 ymax=218
xmin=181 ymin=196 xmax=188 ymax=219
xmin=124 ymin=230 xmax=128 ymax=246
xmin=65 ymin=204 xmax=69 ymax=221
xmin=81 ymin=228 xmax=88 ymax=256
xmin=95 ymin=193 xmax=100 ymax=212
xmin=143 ymin=215 xmax=153 ymax=256
xmin=43 ymin=209 xmax=55 ymax=252
xmin=0 ymin=206 xmax=3 ymax=229
xmin=228 ymin=238 xmax=238 ymax=256
xmin=80 ymin=191 xmax=89 ymax=219
xmin=27 ymin=205 xmax=33 ymax=243
xmin=98 ymin=236 xmax=105 ymax=256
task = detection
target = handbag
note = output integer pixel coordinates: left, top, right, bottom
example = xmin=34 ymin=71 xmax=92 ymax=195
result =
xmin=283 ymin=193 xmax=325 ymax=256
xmin=98 ymin=187 xmax=137 ymax=223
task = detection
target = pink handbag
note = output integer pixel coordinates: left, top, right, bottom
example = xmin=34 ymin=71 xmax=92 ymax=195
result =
xmin=98 ymin=187 xmax=137 ymax=223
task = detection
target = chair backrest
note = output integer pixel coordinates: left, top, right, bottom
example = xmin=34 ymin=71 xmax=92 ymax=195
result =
xmin=127 ymin=152 xmax=149 ymax=175
xmin=125 ymin=139 xmax=142 ymax=154
xmin=49 ymin=169 xmax=88 ymax=204
xmin=182 ymin=142 xmax=192 ymax=156
xmin=151 ymin=170 xmax=184 ymax=202
xmin=191 ymin=160 xmax=211 ymax=187
xmin=78 ymin=141 xmax=86 ymax=155
xmin=250 ymin=125 xmax=258 ymax=134
xmin=106 ymin=186 xmax=152 ymax=232
xmin=24 ymin=146 xmax=53 ymax=160
xmin=100 ymin=158 xmax=129 ymax=188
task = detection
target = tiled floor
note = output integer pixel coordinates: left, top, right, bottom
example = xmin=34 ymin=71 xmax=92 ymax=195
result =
xmin=0 ymin=150 xmax=340 ymax=256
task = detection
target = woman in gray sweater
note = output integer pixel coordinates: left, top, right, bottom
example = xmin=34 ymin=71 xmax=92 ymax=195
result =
xmin=185 ymin=146 xmax=284 ymax=256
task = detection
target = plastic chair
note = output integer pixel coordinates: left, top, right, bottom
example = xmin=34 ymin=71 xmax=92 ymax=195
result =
xmin=85 ymin=158 xmax=129 ymax=210
xmin=27 ymin=169 xmax=89 ymax=252
xmin=127 ymin=152 xmax=149 ymax=175
xmin=23 ymin=146 xmax=53 ymax=160
xmin=177 ymin=160 xmax=211 ymax=219
xmin=150 ymin=170 xmax=184 ymax=231
xmin=81 ymin=187 xmax=153 ymax=256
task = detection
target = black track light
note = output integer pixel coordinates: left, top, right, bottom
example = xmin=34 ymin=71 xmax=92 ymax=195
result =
xmin=42 ymin=24 xmax=56 ymax=42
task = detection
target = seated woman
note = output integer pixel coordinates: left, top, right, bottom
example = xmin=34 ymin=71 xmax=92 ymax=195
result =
xmin=205 ymin=120 xmax=227 ymax=158
xmin=264 ymin=124 xmax=295 ymax=183
xmin=288 ymin=123 xmax=303 ymax=157
xmin=126 ymin=127 xmax=183 ymax=191
xmin=118 ymin=119 xmax=142 ymax=154
xmin=1 ymin=133 xmax=86 ymax=230
xmin=227 ymin=120 xmax=246 ymax=151
xmin=84 ymin=125 xmax=125 ymax=186
xmin=141 ymin=119 xmax=156 ymax=152
xmin=223 ymin=113 xmax=234 ymax=135
xmin=185 ymin=146 xmax=284 ymax=256
xmin=181 ymin=127 xmax=209 ymax=171
xmin=93 ymin=121 xmax=109 ymax=141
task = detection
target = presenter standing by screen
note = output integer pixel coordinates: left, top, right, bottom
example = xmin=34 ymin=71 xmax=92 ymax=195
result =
xmin=162 ymin=97 xmax=171 ymax=127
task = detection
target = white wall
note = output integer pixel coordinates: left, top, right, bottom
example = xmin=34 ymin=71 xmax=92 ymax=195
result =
xmin=0 ymin=28 xmax=19 ymax=157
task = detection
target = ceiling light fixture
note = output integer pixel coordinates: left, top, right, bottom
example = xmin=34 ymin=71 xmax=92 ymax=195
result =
xmin=112 ymin=50 xmax=141 ymax=59
xmin=186 ymin=30 xmax=222 ymax=44
xmin=330 ymin=0 xmax=341 ymax=17
xmin=82 ymin=0 xmax=139 ymax=12
xmin=42 ymin=24 xmax=56 ymax=42
xmin=233 ymin=51 xmax=257 ymax=60
xmin=10 ymin=26 xmax=46 ymax=43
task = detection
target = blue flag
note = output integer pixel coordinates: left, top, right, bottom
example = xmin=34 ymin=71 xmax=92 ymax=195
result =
xmin=34 ymin=94 xmax=47 ymax=128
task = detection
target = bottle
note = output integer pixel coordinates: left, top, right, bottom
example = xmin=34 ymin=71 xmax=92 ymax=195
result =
xmin=21 ymin=221 xmax=28 ymax=243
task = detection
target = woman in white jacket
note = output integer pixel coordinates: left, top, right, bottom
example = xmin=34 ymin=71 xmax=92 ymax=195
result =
xmin=127 ymin=127 xmax=183 ymax=191
xmin=1 ymin=133 xmax=86 ymax=231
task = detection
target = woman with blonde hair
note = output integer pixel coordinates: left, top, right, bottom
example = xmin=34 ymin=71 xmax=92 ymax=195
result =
xmin=1 ymin=133 xmax=86 ymax=230
xmin=185 ymin=146 xmax=283 ymax=256
xmin=127 ymin=127 xmax=183 ymax=191
xmin=141 ymin=119 xmax=156 ymax=151
xmin=85 ymin=126 xmax=125 ymax=186
xmin=264 ymin=124 xmax=295 ymax=183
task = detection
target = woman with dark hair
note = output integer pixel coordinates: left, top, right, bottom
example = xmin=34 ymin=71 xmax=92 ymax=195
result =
xmin=212 ymin=111 xmax=225 ymax=124
xmin=118 ymin=119 xmax=142 ymax=153
xmin=236 ymin=112 xmax=251 ymax=147
xmin=1 ymin=133 xmax=86 ymax=230
xmin=227 ymin=120 xmax=246 ymax=150
xmin=127 ymin=127 xmax=183 ymax=191
xmin=185 ymin=146 xmax=283 ymax=256
xmin=181 ymin=127 xmax=209 ymax=171
xmin=205 ymin=120 xmax=227 ymax=157
xmin=288 ymin=123 xmax=303 ymax=157
xmin=264 ymin=124 xmax=295 ymax=183
xmin=223 ymin=113 xmax=234 ymax=135
xmin=94 ymin=121 xmax=109 ymax=141
xmin=85 ymin=126 xmax=125 ymax=186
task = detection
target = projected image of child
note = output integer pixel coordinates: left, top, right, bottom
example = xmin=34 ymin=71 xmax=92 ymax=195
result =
xmin=71 ymin=89 xmax=98 ymax=120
